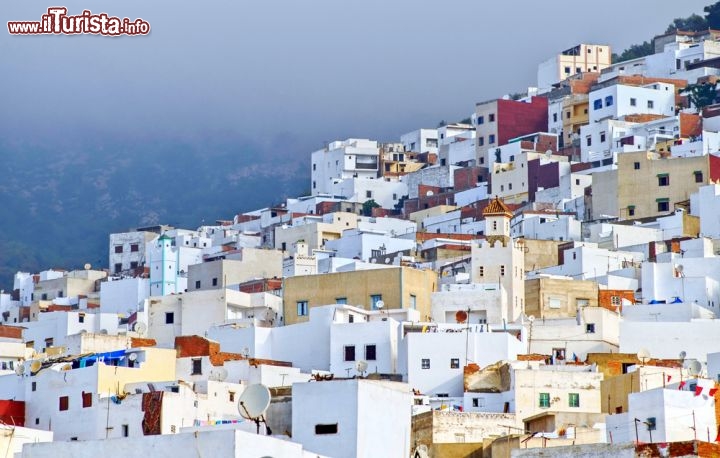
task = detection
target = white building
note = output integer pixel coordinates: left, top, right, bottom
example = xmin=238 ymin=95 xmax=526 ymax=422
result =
xmin=588 ymin=83 xmax=675 ymax=123
xmin=292 ymin=379 xmax=412 ymax=458
xmin=606 ymin=380 xmax=717 ymax=444
xmin=400 ymin=128 xmax=438 ymax=155
xmin=109 ymin=230 xmax=158 ymax=275
xmin=310 ymin=139 xmax=380 ymax=196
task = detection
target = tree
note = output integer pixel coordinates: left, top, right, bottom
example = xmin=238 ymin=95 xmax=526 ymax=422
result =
xmin=612 ymin=41 xmax=654 ymax=64
xmin=681 ymin=81 xmax=718 ymax=110
xmin=705 ymin=1 xmax=720 ymax=29
xmin=665 ymin=14 xmax=707 ymax=33
xmin=362 ymin=199 xmax=380 ymax=216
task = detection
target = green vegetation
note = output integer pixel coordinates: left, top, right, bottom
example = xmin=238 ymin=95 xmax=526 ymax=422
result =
xmin=681 ymin=81 xmax=718 ymax=110
xmin=613 ymin=1 xmax=720 ymax=64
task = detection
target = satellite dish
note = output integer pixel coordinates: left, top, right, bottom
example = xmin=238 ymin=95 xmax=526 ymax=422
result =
xmin=356 ymin=360 xmax=368 ymax=374
xmin=210 ymin=367 xmax=228 ymax=382
xmin=50 ymin=363 xmax=72 ymax=372
xmin=545 ymin=149 xmax=552 ymax=157
xmin=84 ymin=263 xmax=91 ymax=270
xmin=527 ymin=315 xmax=536 ymax=323
xmin=29 ymin=360 xmax=42 ymax=374
xmin=237 ymin=384 xmax=271 ymax=420
xmin=128 ymin=353 xmax=138 ymax=362
xmin=375 ymin=300 xmax=385 ymax=310
xmin=637 ymin=348 xmax=651 ymax=365
xmin=14 ymin=363 xmax=24 ymax=376
xmin=133 ymin=321 xmax=147 ymax=336
xmin=686 ymin=360 xmax=702 ymax=376
xmin=679 ymin=350 xmax=687 ymax=360
xmin=455 ymin=310 xmax=468 ymax=324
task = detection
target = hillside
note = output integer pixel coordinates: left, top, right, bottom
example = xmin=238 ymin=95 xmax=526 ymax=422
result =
xmin=0 ymin=134 xmax=307 ymax=290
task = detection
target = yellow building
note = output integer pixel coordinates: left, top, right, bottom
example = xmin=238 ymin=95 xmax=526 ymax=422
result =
xmin=592 ymin=151 xmax=715 ymax=220
xmin=562 ymin=93 xmax=590 ymax=146
xmin=283 ymin=267 xmax=437 ymax=324
xmin=525 ymin=277 xmax=599 ymax=319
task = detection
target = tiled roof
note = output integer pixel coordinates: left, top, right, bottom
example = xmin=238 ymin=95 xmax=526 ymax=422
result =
xmin=482 ymin=197 xmax=513 ymax=217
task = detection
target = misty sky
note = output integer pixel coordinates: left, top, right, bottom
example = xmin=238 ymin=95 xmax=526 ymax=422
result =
xmin=0 ymin=0 xmax=713 ymax=153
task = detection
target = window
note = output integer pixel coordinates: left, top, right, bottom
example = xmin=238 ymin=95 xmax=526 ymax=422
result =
xmin=586 ymin=136 xmax=592 ymax=147
xmin=634 ymin=162 xmax=640 ymax=170
xmin=478 ymin=266 xmax=484 ymax=277
xmin=212 ymin=278 xmax=218 ymax=287
xmin=344 ymin=345 xmax=356 ymax=362
xmin=130 ymin=261 xmax=138 ymax=269
xmin=500 ymin=265 xmax=506 ymax=276
xmin=593 ymin=99 xmax=602 ymax=110
xmin=553 ymin=113 xmax=558 ymax=123
xmin=114 ymin=245 xmax=123 ymax=254
xmin=366 ymin=190 xmax=372 ymax=199
xmin=657 ymin=199 xmax=670 ymax=212
xmin=488 ymin=134 xmax=496 ymax=144
xmin=82 ymin=392 xmax=92 ymax=408
xmin=312 ymin=163 xmax=316 ymax=171
xmin=165 ymin=312 xmax=174 ymax=324
xmin=410 ymin=294 xmax=417 ymax=310
xmin=370 ymin=294 xmax=383 ymax=310
xmin=628 ymin=205 xmax=636 ymax=217
xmin=114 ymin=263 xmax=122 ymax=274
xmin=694 ymin=171 xmax=704 ymax=183
xmin=657 ymin=174 xmax=669 ymax=186
xmin=195 ymin=280 xmax=201 ymax=289
xmin=312 ymin=180 xmax=316 ymax=189
xmin=539 ymin=393 xmax=550 ymax=408
xmin=421 ymin=358 xmax=430 ymax=369
xmin=478 ymin=136 xmax=484 ymax=147
xmin=229 ymin=391 xmax=235 ymax=402
xmin=477 ymin=115 xmax=484 ymax=125
xmin=450 ymin=358 xmax=460 ymax=369
xmin=566 ymin=111 xmax=571 ymax=119
xmin=630 ymin=98 xmax=637 ymax=107
xmin=576 ymin=67 xmax=581 ymax=74
xmin=472 ymin=397 xmax=484 ymax=408
xmin=647 ymin=100 xmax=654 ymax=109
xmin=564 ymin=66 xmax=571 ymax=74
xmin=611 ymin=296 xmax=621 ymax=306
xmin=569 ymin=393 xmax=580 ymax=407
xmin=191 ymin=358 xmax=202 ymax=375
xmin=509 ymin=155 xmax=514 ymax=162
xmin=130 ymin=244 xmax=139 ymax=252
xmin=122 ymin=424 xmax=129 ymax=437
xmin=335 ymin=297 xmax=347 ymax=305
xmin=297 ymin=301 xmax=309 ymax=316
xmin=315 ymin=424 xmax=338 ymax=435
xmin=586 ymin=323 xmax=596 ymax=333
xmin=489 ymin=114 xmax=495 ymax=122
xmin=600 ymin=131 xmax=606 ymax=143
xmin=59 ymin=396 xmax=69 ymax=411
xmin=365 ymin=344 xmax=376 ymax=361
xmin=44 ymin=338 xmax=53 ymax=350
xmin=32 ymin=382 xmax=36 ymax=392
xmin=78 ymin=314 xmax=85 ymax=323
xmin=605 ymin=95 xmax=613 ymax=107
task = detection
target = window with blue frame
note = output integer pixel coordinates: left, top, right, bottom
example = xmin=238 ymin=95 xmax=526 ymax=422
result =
xmin=593 ymin=99 xmax=602 ymax=110
xmin=605 ymin=95 xmax=614 ymax=107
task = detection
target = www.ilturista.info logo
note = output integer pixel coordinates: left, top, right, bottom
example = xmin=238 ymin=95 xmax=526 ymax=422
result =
xmin=7 ymin=7 xmax=150 ymax=36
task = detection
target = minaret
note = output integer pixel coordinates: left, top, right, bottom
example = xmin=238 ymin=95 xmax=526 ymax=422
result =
xmin=471 ymin=196 xmax=525 ymax=323
xmin=150 ymin=233 xmax=178 ymax=296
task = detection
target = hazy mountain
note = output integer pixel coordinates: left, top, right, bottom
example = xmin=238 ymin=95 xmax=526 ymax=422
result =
xmin=0 ymin=132 xmax=308 ymax=290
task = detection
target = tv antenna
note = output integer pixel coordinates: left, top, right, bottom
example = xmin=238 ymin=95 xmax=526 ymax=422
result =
xmin=237 ymin=384 xmax=272 ymax=435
